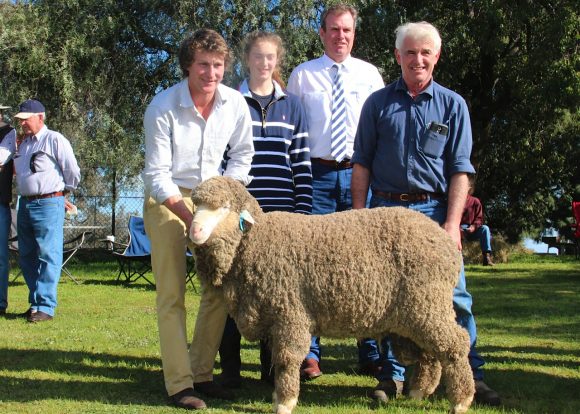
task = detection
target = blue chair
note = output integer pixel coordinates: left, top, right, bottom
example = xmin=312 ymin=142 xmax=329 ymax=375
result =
xmin=112 ymin=216 xmax=154 ymax=286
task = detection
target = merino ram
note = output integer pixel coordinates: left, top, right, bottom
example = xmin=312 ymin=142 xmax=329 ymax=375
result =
xmin=189 ymin=176 xmax=475 ymax=414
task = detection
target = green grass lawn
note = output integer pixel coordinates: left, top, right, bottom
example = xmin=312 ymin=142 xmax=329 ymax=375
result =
xmin=1 ymin=254 xmax=579 ymax=413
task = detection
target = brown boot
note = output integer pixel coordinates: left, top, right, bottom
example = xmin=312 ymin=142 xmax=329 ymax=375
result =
xmin=299 ymin=358 xmax=322 ymax=381
xmin=482 ymin=252 xmax=495 ymax=266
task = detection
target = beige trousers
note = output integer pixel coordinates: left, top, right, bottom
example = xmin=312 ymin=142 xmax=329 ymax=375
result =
xmin=143 ymin=188 xmax=228 ymax=396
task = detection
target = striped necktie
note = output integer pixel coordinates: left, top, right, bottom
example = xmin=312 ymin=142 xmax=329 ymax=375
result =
xmin=330 ymin=64 xmax=347 ymax=162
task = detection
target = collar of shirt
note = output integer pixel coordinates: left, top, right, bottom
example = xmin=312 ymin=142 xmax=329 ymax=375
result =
xmin=395 ymin=77 xmax=435 ymax=99
xmin=239 ymin=79 xmax=287 ymax=100
xmin=176 ymin=79 xmax=231 ymax=115
xmin=321 ymin=53 xmax=355 ymax=73
xmin=26 ymin=125 xmax=48 ymax=143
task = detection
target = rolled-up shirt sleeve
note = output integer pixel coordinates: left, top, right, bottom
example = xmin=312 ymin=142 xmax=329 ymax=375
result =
xmin=143 ymin=104 xmax=180 ymax=204
xmin=57 ymin=137 xmax=81 ymax=191
xmin=446 ymin=98 xmax=476 ymax=176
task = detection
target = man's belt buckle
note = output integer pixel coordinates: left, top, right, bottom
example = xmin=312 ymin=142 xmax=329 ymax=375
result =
xmin=399 ymin=193 xmax=410 ymax=201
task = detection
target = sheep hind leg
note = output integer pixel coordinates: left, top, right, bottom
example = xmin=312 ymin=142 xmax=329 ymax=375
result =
xmin=270 ymin=329 xmax=310 ymax=414
xmin=391 ymin=335 xmax=441 ymax=399
xmin=407 ymin=353 xmax=442 ymax=400
xmin=435 ymin=325 xmax=474 ymax=414
xmin=407 ymin=322 xmax=474 ymax=413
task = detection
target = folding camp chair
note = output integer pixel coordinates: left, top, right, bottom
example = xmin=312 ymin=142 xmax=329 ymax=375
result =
xmin=112 ymin=216 xmax=154 ymax=286
xmin=572 ymin=201 xmax=580 ymax=258
xmin=61 ymin=231 xmax=92 ymax=284
xmin=186 ymin=248 xmax=198 ymax=292
xmin=9 ymin=230 xmax=91 ymax=284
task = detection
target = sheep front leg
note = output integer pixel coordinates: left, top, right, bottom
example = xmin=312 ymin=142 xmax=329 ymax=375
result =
xmin=270 ymin=327 xmax=311 ymax=414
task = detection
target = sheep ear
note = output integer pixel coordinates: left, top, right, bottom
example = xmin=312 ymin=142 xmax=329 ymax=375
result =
xmin=239 ymin=209 xmax=255 ymax=232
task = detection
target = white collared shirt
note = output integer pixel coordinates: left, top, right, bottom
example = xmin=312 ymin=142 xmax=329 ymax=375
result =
xmin=287 ymin=54 xmax=384 ymax=159
xmin=142 ymin=79 xmax=255 ymax=204
xmin=14 ymin=125 xmax=81 ymax=196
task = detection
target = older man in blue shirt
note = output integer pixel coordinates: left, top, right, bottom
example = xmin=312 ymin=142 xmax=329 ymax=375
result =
xmin=351 ymin=21 xmax=500 ymax=406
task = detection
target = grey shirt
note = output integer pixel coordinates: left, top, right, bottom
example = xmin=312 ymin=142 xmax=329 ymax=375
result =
xmin=14 ymin=125 xmax=80 ymax=196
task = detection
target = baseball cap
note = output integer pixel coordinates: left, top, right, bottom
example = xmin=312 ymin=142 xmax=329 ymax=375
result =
xmin=14 ymin=99 xmax=46 ymax=119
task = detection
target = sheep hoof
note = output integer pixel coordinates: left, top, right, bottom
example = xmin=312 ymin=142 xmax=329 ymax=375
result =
xmin=275 ymin=399 xmax=297 ymax=414
xmin=449 ymin=401 xmax=471 ymax=414
xmin=408 ymin=389 xmax=426 ymax=399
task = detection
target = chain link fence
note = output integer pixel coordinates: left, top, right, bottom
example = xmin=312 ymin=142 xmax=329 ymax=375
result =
xmin=11 ymin=169 xmax=147 ymax=250
xmin=65 ymin=191 xmax=145 ymax=249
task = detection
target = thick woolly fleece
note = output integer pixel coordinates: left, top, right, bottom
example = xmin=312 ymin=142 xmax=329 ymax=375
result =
xmin=191 ymin=176 xmax=475 ymax=414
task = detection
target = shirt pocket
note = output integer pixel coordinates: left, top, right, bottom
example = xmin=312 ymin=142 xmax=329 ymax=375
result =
xmin=420 ymin=128 xmax=447 ymax=158
xmin=303 ymin=91 xmax=331 ymax=122
xmin=30 ymin=151 xmax=54 ymax=174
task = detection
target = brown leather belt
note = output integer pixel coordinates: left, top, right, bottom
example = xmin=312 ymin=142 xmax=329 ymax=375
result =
xmin=311 ymin=157 xmax=352 ymax=170
xmin=25 ymin=191 xmax=64 ymax=201
xmin=373 ymin=190 xmax=444 ymax=202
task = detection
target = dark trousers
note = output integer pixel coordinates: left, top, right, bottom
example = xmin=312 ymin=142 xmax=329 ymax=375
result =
xmin=219 ymin=316 xmax=274 ymax=382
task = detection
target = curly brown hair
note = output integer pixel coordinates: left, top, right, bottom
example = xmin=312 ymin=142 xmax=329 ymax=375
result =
xmin=179 ymin=29 xmax=231 ymax=78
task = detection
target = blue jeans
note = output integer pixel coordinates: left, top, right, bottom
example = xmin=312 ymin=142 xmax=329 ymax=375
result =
xmin=306 ymin=163 xmax=379 ymax=364
xmin=371 ymin=195 xmax=485 ymax=381
xmin=464 ymin=224 xmax=492 ymax=253
xmin=0 ymin=204 xmax=11 ymax=310
xmin=17 ymin=196 xmax=65 ymax=316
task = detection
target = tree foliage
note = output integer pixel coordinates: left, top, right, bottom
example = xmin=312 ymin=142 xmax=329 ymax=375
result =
xmin=0 ymin=0 xmax=578 ymax=242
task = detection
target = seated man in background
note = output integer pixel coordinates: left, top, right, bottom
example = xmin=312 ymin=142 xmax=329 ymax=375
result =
xmin=461 ymin=181 xmax=494 ymax=266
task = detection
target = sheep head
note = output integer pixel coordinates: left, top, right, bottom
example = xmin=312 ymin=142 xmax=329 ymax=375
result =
xmin=190 ymin=176 xmax=262 ymax=245
xmin=189 ymin=176 xmax=263 ymax=287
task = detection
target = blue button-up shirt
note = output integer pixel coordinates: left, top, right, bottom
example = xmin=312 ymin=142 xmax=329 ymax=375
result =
xmin=352 ymin=78 xmax=475 ymax=194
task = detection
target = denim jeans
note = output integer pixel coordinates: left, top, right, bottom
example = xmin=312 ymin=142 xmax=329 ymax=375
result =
xmin=17 ymin=196 xmax=65 ymax=316
xmin=306 ymin=163 xmax=379 ymax=364
xmin=0 ymin=204 xmax=11 ymax=310
xmin=370 ymin=195 xmax=485 ymax=381
xmin=464 ymin=224 xmax=493 ymax=253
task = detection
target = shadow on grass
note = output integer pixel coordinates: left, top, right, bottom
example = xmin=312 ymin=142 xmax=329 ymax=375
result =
xmin=82 ymin=277 xmax=159 ymax=292
xmin=0 ymin=348 xmax=167 ymax=406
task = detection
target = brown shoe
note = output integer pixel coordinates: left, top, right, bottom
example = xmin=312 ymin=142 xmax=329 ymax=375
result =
xmin=300 ymin=358 xmax=322 ymax=381
xmin=474 ymin=380 xmax=501 ymax=406
xmin=369 ymin=379 xmax=404 ymax=403
xmin=482 ymin=252 xmax=495 ymax=266
xmin=170 ymin=388 xmax=207 ymax=410
xmin=27 ymin=310 xmax=53 ymax=323
xmin=194 ymin=381 xmax=235 ymax=400
xmin=19 ymin=308 xmax=36 ymax=318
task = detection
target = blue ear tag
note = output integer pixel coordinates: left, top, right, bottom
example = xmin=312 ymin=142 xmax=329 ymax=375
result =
xmin=239 ymin=209 xmax=255 ymax=232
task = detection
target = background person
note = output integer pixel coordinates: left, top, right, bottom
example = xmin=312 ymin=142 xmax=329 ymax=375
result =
xmin=218 ymin=30 xmax=312 ymax=388
xmin=286 ymin=2 xmax=385 ymax=381
xmin=142 ymin=29 xmax=254 ymax=410
xmin=0 ymin=104 xmax=16 ymax=316
xmin=0 ymin=99 xmax=80 ymax=322
xmin=461 ymin=182 xmax=495 ymax=266
xmin=351 ymin=21 xmax=500 ymax=406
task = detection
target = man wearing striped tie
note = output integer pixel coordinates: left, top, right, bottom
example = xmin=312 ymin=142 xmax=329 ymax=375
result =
xmin=287 ymin=3 xmax=385 ymax=381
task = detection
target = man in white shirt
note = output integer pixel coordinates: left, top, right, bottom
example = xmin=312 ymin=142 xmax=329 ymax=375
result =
xmin=286 ymin=3 xmax=384 ymax=380
xmin=142 ymin=29 xmax=254 ymax=410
